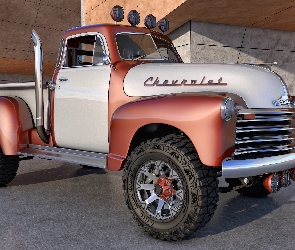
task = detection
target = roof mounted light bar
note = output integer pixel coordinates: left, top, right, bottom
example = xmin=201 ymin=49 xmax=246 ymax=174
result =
xmin=110 ymin=6 xmax=169 ymax=33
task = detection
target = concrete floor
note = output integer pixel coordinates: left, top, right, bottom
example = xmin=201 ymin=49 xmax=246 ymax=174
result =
xmin=1 ymin=157 xmax=295 ymax=250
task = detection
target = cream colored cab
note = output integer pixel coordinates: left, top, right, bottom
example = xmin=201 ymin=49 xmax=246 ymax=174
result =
xmin=54 ymin=33 xmax=110 ymax=153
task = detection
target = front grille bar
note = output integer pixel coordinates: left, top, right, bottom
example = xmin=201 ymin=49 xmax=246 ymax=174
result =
xmin=235 ymin=134 xmax=294 ymax=144
xmin=234 ymin=108 xmax=295 ymax=160
xmin=236 ymin=125 xmax=294 ymax=133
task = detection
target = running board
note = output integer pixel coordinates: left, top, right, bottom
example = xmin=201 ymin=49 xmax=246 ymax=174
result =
xmin=17 ymin=144 xmax=106 ymax=168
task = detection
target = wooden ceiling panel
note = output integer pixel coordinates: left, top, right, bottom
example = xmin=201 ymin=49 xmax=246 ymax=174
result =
xmin=252 ymin=6 xmax=295 ymax=31
xmin=165 ymin=0 xmax=295 ymax=33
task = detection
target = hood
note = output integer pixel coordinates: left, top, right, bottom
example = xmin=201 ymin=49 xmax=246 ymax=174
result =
xmin=123 ymin=63 xmax=290 ymax=108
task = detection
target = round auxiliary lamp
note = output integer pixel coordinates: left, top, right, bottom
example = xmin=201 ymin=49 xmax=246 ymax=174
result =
xmin=144 ymin=14 xmax=156 ymax=29
xmin=127 ymin=10 xmax=140 ymax=26
xmin=158 ymin=18 xmax=169 ymax=33
xmin=110 ymin=5 xmax=124 ymax=23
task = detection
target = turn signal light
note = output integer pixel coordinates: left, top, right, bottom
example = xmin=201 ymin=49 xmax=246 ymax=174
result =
xmin=243 ymin=114 xmax=255 ymax=120
xmin=288 ymin=95 xmax=295 ymax=106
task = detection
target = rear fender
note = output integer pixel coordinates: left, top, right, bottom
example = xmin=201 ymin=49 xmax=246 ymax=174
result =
xmin=0 ymin=97 xmax=34 ymax=155
xmin=107 ymin=94 xmax=229 ymax=171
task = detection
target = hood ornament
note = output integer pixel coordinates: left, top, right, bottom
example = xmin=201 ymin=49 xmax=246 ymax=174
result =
xmin=273 ymin=95 xmax=293 ymax=106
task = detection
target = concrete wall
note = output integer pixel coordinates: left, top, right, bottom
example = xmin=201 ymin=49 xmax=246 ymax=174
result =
xmin=0 ymin=0 xmax=81 ymax=82
xmin=168 ymin=21 xmax=295 ymax=95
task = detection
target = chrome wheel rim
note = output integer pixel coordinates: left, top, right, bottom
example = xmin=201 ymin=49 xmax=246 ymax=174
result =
xmin=135 ymin=160 xmax=184 ymax=220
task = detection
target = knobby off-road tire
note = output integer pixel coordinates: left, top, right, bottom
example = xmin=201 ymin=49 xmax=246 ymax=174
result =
xmin=122 ymin=133 xmax=219 ymax=241
xmin=237 ymin=178 xmax=270 ymax=198
xmin=0 ymin=150 xmax=19 ymax=187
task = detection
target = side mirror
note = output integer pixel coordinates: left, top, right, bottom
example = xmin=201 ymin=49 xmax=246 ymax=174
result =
xmin=103 ymin=55 xmax=111 ymax=65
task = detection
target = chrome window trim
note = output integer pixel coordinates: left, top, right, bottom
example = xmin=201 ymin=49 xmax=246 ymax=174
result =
xmin=115 ymin=32 xmax=182 ymax=62
xmin=61 ymin=32 xmax=110 ymax=69
xmin=56 ymin=39 xmax=64 ymax=68
xmin=151 ymin=35 xmax=183 ymax=63
xmin=115 ymin=32 xmax=155 ymax=61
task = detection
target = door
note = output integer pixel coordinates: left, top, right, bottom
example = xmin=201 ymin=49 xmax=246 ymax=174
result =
xmin=54 ymin=33 xmax=110 ymax=153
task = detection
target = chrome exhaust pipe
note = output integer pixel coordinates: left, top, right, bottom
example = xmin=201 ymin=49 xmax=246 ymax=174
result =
xmin=263 ymin=173 xmax=280 ymax=193
xmin=31 ymin=30 xmax=49 ymax=143
xmin=279 ymin=170 xmax=291 ymax=187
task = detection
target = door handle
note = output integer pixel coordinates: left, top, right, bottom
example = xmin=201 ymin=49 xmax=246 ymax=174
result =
xmin=59 ymin=77 xmax=68 ymax=81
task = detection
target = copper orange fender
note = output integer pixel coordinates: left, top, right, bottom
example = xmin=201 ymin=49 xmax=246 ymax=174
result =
xmin=107 ymin=94 xmax=232 ymax=171
xmin=0 ymin=97 xmax=34 ymax=155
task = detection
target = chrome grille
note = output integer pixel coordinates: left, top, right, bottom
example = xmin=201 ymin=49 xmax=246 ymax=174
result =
xmin=234 ymin=109 xmax=295 ymax=160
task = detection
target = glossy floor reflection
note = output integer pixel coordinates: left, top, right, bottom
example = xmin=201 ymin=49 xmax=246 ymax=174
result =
xmin=0 ymin=157 xmax=294 ymax=250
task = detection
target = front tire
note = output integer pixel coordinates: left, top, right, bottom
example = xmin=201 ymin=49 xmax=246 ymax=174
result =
xmin=122 ymin=133 xmax=219 ymax=240
xmin=0 ymin=149 xmax=19 ymax=187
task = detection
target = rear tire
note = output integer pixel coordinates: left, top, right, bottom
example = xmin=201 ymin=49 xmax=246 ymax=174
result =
xmin=237 ymin=178 xmax=270 ymax=197
xmin=122 ymin=133 xmax=219 ymax=240
xmin=0 ymin=150 xmax=19 ymax=187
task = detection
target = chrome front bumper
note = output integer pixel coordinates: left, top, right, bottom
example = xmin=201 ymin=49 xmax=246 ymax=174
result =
xmin=222 ymin=153 xmax=295 ymax=178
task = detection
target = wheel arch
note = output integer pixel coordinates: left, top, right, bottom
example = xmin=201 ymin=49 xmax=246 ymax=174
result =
xmin=127 ymin=123 xmax=184 ymax=156
xmin=0 ymin=96 xmax=34 ymax=155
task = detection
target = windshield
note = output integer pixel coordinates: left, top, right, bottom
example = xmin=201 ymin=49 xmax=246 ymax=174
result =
xmin=115 ymin=33 xmax=182 ymax=63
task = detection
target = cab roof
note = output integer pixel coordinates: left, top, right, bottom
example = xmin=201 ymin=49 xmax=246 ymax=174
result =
xmin=62 ymin=23 xmax=171 ymax=43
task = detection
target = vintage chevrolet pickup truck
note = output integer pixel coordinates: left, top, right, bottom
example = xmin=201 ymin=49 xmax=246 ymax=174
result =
xmin=0 ymin=5 xmax=295 ymax=240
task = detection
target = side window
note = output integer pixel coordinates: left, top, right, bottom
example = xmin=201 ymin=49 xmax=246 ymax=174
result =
xmin=63 ymin=34 xmax=106 ymax=68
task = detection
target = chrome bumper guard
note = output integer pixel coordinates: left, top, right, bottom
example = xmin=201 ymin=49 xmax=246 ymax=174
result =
xmin=222 ymin=153 xmax=295 ymax=178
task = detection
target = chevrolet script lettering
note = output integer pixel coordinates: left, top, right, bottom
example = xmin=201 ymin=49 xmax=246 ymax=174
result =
xmin=144 ymin=76 xmax=227 ymax=86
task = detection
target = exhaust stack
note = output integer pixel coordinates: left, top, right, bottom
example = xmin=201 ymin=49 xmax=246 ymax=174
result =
xmin=31 ymin=30 xmax=49 ymax=143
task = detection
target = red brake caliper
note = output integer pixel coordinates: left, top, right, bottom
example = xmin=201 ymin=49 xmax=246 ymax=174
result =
xmin=154 ymin=175 xmax=176 ymax=201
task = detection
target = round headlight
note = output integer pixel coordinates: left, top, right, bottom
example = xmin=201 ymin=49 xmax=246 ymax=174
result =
xmin=220 ymin=97 xmax=235 ymax=121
